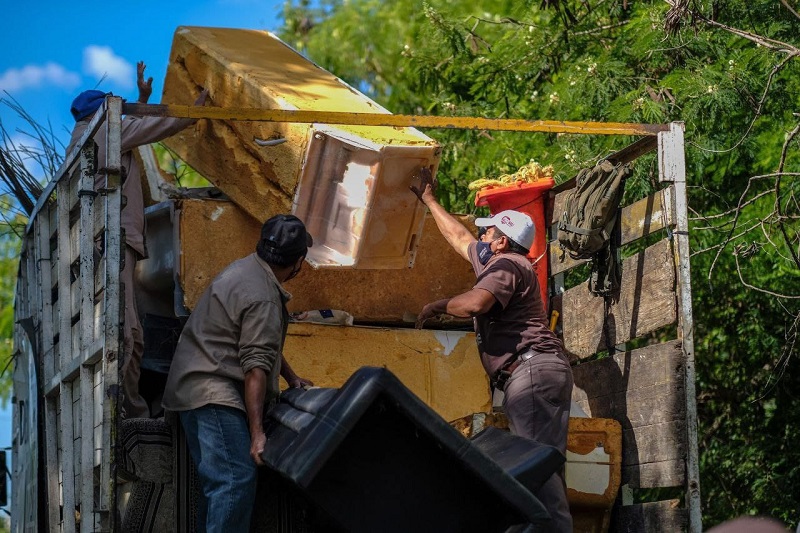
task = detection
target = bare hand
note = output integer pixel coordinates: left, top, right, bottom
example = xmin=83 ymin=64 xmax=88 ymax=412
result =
xmin=409 ymin=167 xmax=437 ymax=205
xmin=287 ymin=376 xmax=314 ymax=389
xmin=194 ymin=88 xmax=209 ymax=107
xmin=415 ymin=302 xmax=438 ymax=329
xmin=137 ymin=61 xmax=153 ymax=104
xmin=250 ymin=431 xmax=266 ymax=466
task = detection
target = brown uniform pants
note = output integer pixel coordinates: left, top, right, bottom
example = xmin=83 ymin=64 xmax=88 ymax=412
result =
xmin=502 ymin=351 xmax=574 ymax=533
xmin=121 ymin=245 xmax=149 ymax=418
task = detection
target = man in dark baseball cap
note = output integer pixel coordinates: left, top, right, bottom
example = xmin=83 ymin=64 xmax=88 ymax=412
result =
xmin=257 ymin=214 xmax=314 ymax=270
xmin=164 ymin=213 xmax=313 ymax=532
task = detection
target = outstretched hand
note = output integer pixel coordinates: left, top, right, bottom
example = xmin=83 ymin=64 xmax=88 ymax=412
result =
xmin=409 ymin=167 xmax=437 ymax=205
xmin=137 ymin=61 xmax=153 ymax=104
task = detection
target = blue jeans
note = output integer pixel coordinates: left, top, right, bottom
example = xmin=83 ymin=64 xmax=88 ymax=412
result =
xmin=180 ymin=404 xmax=257 ymax=533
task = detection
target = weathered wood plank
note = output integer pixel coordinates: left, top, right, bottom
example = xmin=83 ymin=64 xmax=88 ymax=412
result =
xmin=57 ymin=178 xmax=73 ymax=367
xmin=35 ymin=215 xmax=56 ymax=384
xmin=572 ymin=341 xmax=682 ymax=397
xmin=621 ymin=419 xmax=687 ymax=466
xmin=59 ymin=382 xmax=76 ymax=533
xmin=615 ymin=500 xmax=688 ymax=533
xmin=99 ymin=97 xmax=123 ymax=519
xmin=623 ymin=459 xmax=685 ymax=489
xmin=44 ymin=397 xmax=61 ymax=530
xmin=573 ymin=381 xmax=685 ymax=431
xmin=571 ymin=341 xmax=686 ymax=428
xmin=556 ymin=238 xmax=676 ymax=359
xmin=549 ymin=187 xmax=674 ymax=276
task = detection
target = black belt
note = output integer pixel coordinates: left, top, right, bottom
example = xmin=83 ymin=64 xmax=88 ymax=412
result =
xmin=492 ymin=350 xmax=536 ymax=390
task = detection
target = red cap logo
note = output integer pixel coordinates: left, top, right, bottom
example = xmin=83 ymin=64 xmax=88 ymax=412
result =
xmin=500 ymin=215 xmax=514 ymax=227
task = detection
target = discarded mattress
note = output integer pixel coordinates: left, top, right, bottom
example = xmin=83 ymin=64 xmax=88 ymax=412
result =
xmin=261 ymin=367 xmax=563 ymax=532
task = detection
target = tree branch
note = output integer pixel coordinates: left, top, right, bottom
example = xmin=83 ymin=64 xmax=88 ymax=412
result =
xmin=774 ymin=122 xmax=800 ymax=268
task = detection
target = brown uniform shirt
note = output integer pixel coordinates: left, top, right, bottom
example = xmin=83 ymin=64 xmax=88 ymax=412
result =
xmin=67 ymin=114 xmax=195 ymax=256
xmin=162 ymin=253 xmax=291 ymax=413
xmin=468 ymin=242 xmax=564 ymax=377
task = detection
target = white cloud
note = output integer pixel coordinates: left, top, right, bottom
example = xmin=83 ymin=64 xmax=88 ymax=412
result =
xmin=0 ymin=62 xmax=81 ymax=92
xmin=83 ymin=46 xmax=134 ymax=88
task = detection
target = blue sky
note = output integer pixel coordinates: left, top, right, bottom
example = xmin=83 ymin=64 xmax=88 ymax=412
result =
xmin=1 ymin=0 xmax=286 ymax=155
xmin=0 ymin=0 xmax=287 ymax=501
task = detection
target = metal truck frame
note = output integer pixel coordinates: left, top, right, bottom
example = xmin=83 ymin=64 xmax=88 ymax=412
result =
xmin=11 ymin=98 xmax=699 ymax=532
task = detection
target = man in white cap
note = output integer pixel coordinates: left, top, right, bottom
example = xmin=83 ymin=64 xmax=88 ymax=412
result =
xmin=411 ymin=168 xmax=573 ymax=532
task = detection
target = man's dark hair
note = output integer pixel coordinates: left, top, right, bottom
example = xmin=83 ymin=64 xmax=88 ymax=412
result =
xmin=495 ymin=229 xmax=530 ymax=256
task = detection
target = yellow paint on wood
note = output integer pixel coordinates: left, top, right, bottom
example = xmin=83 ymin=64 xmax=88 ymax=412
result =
xmin=283 ymin=323 xmax=489 ymax=422
xmin=161 ymin=26 xmax=438 ymax=224
xmin=126 ymin=104 xmax=668 ymax=136
xmin=566 ymin=417 xmax=622 ymax=508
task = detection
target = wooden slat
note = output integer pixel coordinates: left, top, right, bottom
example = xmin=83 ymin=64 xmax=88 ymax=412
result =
xmin=571 ymin=341 xmax=685 ymax=427
xmin=549 ymin=186 xmax=674 ymax=276
xmin=100 ymin=97 xmax=123 ymax=519
xmin=571 ymin=342 xmax=688 ymax=489
xmin=49 ymin=201 xmax=59 ymax=240
xmin=36 ymin=215 xmax=55 ymax=384
xmin=125 ymin=102 xmax=669 ymax=136
xmin=623 ymin=459 xmax=686 ymax=489
xmin=57 ymin=178 xmax=73 ymax=366
xmin=44 ymin=396 xmax=60 ymax=530
xmin=59 ymin=382 xmax=76 ymax=533
xmin=615 ymin=500 xmax=688 ymax=532
xmin=555 ymin=238 xmax=677 ymax=359
xmin=56 ymin=177 xmax=77 ymax=533
xmin=79 ymin=142 xmax=97 ymax=533
xmin=622 ymin=419 xmax=687 ymax=466
xmin=576 ymin=381 xmax=686 ymax=430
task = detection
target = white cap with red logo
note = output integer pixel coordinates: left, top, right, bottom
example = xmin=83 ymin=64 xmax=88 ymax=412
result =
xmin=474 ymin=209 xmax=535 ymax=251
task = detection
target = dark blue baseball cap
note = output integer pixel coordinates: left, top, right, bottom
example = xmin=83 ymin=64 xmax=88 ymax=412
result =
xmin=70 ymin=90 xmax=110 ymax=121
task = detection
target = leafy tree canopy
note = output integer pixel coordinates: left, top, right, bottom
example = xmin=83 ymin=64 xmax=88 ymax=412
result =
xmin=279 ymin=0 xmax=800 ymax=526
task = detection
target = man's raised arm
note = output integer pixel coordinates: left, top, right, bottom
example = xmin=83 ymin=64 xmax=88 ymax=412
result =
xmin=409 ymin=167 xmax=475 ymax=261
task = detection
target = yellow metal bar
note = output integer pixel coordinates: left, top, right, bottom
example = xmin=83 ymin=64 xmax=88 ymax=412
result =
xmin=123 ymin=103 xmax=668 ymax=136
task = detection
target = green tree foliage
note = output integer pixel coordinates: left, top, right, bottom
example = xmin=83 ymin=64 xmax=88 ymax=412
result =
xmin=279 ymin=0 xmax=800 ymax=526
xmin=0 ymin=216 xmax=20 ymax=407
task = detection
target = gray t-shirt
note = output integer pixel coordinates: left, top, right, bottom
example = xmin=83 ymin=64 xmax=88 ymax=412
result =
xmin=468 ymin=242 xmax=564 ymax=377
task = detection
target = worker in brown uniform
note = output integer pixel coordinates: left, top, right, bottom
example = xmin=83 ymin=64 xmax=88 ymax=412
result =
xmin=412 ymin=168 xmax=574 ymax=532
xmin=66 ymin=62 xmax=208 ymax=418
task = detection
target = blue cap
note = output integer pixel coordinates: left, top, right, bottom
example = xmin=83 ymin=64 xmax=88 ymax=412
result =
xmin=70 ymin=90 xmax=109 ymax=121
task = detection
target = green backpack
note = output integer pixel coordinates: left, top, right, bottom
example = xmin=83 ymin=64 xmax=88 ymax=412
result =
xmin=557 ymin=159 xmax=631 ymax=260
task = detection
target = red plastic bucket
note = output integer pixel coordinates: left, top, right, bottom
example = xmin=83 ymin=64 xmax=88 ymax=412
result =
xmin=474 ymin=178 xmax=555 ymax=308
